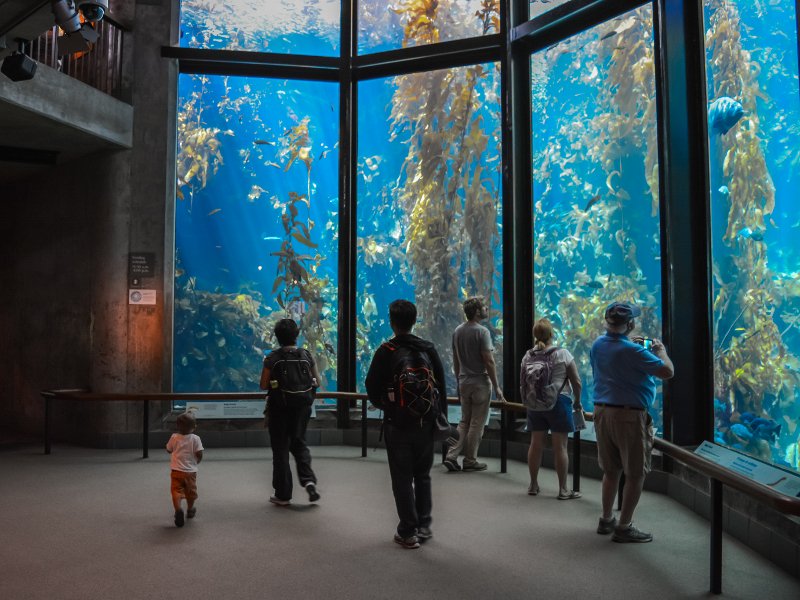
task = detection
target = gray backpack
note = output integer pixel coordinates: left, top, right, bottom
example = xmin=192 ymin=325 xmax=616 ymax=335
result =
xmin=520 ymin=347 xmax=567 ymax=411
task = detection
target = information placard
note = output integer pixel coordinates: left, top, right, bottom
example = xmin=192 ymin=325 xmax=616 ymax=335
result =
xmin=129 ymin=289 xmax=157 ymax=305
xmin=694 ymin=441 xmax=800 ymax=497
xmin=187 ymin=400 xmax=265 ymax=419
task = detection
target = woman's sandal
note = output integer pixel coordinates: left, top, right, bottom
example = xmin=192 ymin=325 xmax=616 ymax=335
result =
xmin=557 ymin=490 xmax=582 ymax=500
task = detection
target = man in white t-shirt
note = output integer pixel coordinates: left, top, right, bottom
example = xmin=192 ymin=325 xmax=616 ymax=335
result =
xmin=444 ymin=297 xmax=504 ymax=472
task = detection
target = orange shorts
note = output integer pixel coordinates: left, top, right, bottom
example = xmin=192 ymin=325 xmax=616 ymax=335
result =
xmin=170 ymin=470 xmax=198 ymax=503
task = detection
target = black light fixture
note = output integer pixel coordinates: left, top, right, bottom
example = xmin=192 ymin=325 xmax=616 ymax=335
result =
xmin=1 ymin=39 xmax=37 ymax=82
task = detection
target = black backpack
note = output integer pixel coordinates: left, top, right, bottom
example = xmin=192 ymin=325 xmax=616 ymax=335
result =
xmin=383 ymin=341 xmax=439 ymax=428
xmin=268 ymin=348 xmax=315 ymax=407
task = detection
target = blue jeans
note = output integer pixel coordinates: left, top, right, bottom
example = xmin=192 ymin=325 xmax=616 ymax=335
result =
xmin=384 ymin=421 xmax=434 ymax=538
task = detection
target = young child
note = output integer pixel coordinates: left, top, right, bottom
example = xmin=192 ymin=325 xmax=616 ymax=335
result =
xmin=166 ymin=411 xmax=204 ymax=527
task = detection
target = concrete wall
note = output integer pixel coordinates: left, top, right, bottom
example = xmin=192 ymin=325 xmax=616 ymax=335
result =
xmin=0 ymin=0 xmax=178 ymax=443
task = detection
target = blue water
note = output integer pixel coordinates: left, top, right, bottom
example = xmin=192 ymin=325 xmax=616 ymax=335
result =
xmin=175 ymin=0 xmax=800 ymax=473
xmin=706 ymin=0 xmax=800 ymax=471
xmin=531 ymin=4 xmax=664 ymax=432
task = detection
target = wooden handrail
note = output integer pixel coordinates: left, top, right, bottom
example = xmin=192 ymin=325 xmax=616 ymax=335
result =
xmin=653 ymin=437 xmax=800 ymax=516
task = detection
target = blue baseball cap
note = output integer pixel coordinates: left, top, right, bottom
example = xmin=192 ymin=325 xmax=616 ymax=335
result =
xmin=605 ymin=302 xmax=642 ymax=325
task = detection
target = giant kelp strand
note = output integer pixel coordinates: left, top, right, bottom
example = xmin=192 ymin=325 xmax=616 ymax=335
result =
xmin=389 ymin=0 xmax=502 ymax=377
xmin=176 ymin=75 xmax=229 ymax=208
xmin=706 ymin=0 xmax=799 ymax=464
xmin=270 ymin=118 xmax=337 ymax=388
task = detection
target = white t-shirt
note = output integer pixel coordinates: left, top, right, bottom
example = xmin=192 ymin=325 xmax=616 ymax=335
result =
xmin=166 ymin=433 xmax=204 ymax=472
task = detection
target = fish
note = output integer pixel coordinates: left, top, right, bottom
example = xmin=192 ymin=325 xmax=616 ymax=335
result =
xmin=208 ymin=208 xmax=222 ymax=216
xmin=737 ymin=227 xmax=765 ymax=242
xmin=324 ymin=342 xmax=335 ymax=354
xmin=253 ymin=139 xmax=275 ymax=146
xmin=600 ymin=30 xmax=617 ymax=41
xmin=585 ymin=280 xmax=604 ymax=289
xmin=584 ymin=194 xmax=601 ymax=211
xmin=718 ymin=185 xmax=729 ymax=197
xmin=708 ymin=97 xmax=744 ymax=135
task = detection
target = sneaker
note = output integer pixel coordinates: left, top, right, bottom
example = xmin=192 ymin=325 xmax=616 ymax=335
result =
xmin=443 ymin=459 xmax=461 ymax=472
xmin=462 ymin=462 xmax=487 ymax=472
xmin=557 ymin=490 xmax=582 ymax=500
xmin=597 ymin=516 xmax=616 ymax=535
xmin=174 ymin=509 xmax=185 ymax=528
xmin=527 ymin=484 xmax=540 ymax=496
xmin=416 ymin=527 xmax=433 ymax=543
xmin=305 ymin=483 xmax=320 ymax=502
xmin=612 ymin=523 xmax=653 ymax=543
xmin=394 ymin=534 xmax=420 ymax=549
xmin=186 ymin=507 xmax=197 ymax=519
xmin=269 ymin=496 xmax=291 ymax=506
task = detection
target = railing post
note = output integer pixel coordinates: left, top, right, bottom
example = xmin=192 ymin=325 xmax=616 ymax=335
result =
xmin=44 ymin=394 xmax=51 ymax=455
xmin=500 ymin=405 xmax=508 ymax=473
xmin=572 ymin=431 xmax=581 ymax=493
xmin=710 ymin=478 xmax=723 ymax=594
xmin=361 ymin=397 xmax=367 ymax=458
xmin=142 ymin=400 xmax=149 ymax=459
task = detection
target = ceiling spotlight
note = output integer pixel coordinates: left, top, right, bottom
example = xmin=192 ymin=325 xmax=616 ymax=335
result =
xmin=51 ymin=0 xmax=102 ymax=56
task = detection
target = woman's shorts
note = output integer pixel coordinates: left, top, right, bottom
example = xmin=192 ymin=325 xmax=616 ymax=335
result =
xmin=526 ymin=394 xmax=575 ymax=433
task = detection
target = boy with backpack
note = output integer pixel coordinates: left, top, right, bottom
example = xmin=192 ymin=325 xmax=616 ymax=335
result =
xmin=365 ymin=299 xmax=448 ymax=549
xmin=260 ymin=318 xmax=321 ymax=506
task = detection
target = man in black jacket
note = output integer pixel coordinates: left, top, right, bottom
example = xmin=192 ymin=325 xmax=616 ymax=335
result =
xmin=365 ymin=299 xmax=448 ymax=549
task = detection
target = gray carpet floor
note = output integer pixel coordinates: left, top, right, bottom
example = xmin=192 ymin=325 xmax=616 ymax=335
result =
xmin=0 ymin=445 xmax=797 ymax=600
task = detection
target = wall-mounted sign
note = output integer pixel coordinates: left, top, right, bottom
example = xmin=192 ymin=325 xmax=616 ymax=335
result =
xmin=129 ymin=253 xmax=155 ymax=278
xmin=129 ymin=289 xmax=157 ymax=305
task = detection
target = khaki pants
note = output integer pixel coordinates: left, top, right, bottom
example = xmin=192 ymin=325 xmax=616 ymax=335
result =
xmin=446 ymin=379 xmax=491 ymax=465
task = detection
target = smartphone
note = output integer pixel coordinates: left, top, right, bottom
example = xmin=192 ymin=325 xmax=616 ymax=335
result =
xmin=641 ymin=338 xmax=653 ymax=350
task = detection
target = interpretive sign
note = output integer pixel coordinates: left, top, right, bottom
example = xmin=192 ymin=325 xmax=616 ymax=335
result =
xmin=128 ymin=253 xmax=155 ymax=278
xmin=188 ymin=401 xmax=264 ymax=419
xmin=694 ymin=441 xmax=800 ymax=497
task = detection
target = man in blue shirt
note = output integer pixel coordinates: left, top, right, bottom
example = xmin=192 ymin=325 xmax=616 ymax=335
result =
xmin=590 ymin=302 xmax=674 ymax=543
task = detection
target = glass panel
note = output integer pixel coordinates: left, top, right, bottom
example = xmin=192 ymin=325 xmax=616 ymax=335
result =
xmin=531 ymin=5 xmax=663 ymax=431
xmin=529 ymin=0 xmax=574 ymax=20
xmin=179 ymin=0 xmax=339 ymax=56
xmin=358 ymin=0 xmax=501 ymax=55
xmin=174 ymin=74 xmax=339 ymax=414
xmin=706 ymin=0 xmax=800 ymax=471
xmin=357 ymin=64 xmax=503 ymax=409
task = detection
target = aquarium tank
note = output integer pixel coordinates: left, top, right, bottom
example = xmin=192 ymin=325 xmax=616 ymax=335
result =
xmin=705 ymin=0 xmax=800 ymax=472
xmin=531 ymin=3 xmax=664 ymax=433
xmin=174 ymin=0 xmax=800 ymax=474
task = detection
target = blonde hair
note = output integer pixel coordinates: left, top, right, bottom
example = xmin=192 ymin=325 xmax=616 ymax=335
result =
xmin=533 ymin=318 xmax=554 ymax=350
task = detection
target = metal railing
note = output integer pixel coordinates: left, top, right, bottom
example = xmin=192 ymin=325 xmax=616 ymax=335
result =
xmin=40 ymin=389 xmax=799 ymax=594
xmin=25 ymin=19 xmax=125 ymax=97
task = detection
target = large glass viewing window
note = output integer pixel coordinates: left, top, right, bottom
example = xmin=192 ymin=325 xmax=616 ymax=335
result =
xmin=705 ymin=0 xmax=800 ymax=472
xmin=174 ymin=73 xmax=340 ymax=416
xmin=358 ymin=0 xmax=501 ymax=55
xmin=357 ymin=64 xmax=504 ymax=397
xmin=179 ymin=0 xmax=340 ymax=55
xmin=531 ymin=4 xmax=664 ymax=432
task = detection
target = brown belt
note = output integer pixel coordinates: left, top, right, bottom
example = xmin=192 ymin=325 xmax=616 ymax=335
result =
xmin=594 ymin=403 xmax=644 ymax=411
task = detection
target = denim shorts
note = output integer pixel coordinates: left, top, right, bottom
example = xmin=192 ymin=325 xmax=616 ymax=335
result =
xmin=526 ymin=394 xmax=575 ymax=433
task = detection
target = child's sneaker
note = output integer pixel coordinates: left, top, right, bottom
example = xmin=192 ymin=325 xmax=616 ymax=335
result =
xmin=186 ymin=507 xmax=197 ymax=519
xmin=269 ymin=496 xmax=291 ymax=506
xmin=305 ymin=482 xmax=320 ymax=502
xmin=174 ymin=509 xmax=185 ymax=527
